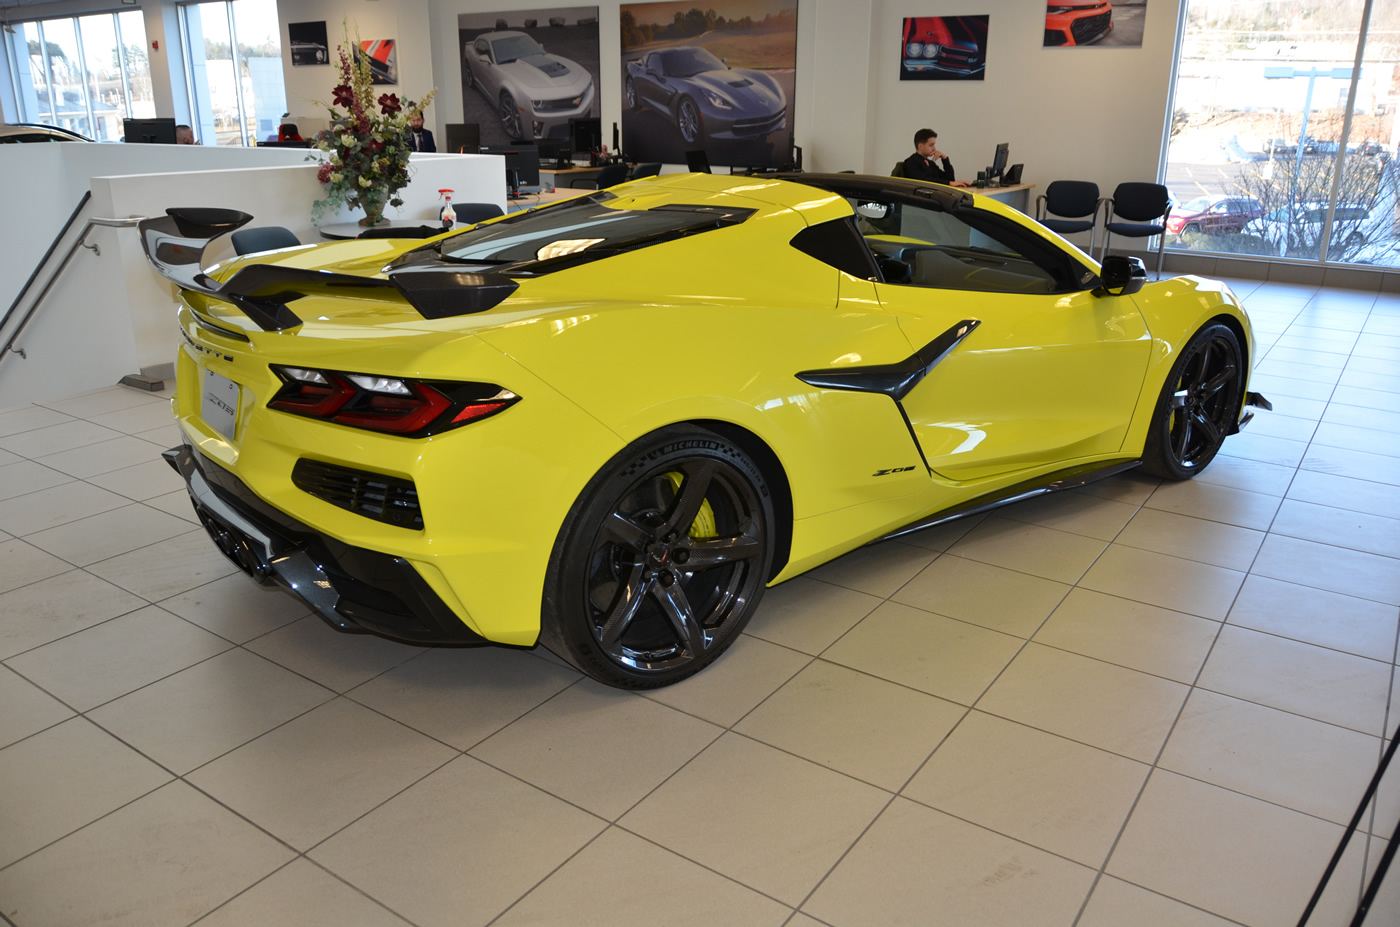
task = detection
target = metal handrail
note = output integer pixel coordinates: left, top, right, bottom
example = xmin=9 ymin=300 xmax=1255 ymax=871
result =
xmin=0 ymin=191 xmax=91 ymax=338
xmin=1 ymin=212 xmax=148 ymax=364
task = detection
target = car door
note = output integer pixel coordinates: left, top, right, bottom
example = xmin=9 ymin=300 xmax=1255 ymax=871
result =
xmin=473 ymin=38 xmax=499 ymax=99
xmin=850 ymin=194 xmax=1152 ymax=483
xmin=640 ymin=52 xmax=677 ymax=109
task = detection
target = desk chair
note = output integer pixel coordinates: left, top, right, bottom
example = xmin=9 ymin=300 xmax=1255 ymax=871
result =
xmin=891 ymin=161 xmax=907 ymax=178
xmin=230 ymin=226 xmax=300 ymax=255
xmin=1102 ymin=182 xmax=1172 ymax=279
xmin=453 ymin=203 xmax=505 ymax=225
xmin=685 ymin=150 xmax=712 ymax=173
xmin=629 ymin=162 xmax=662 ymax=180
xmin=1034 ymin=181 xmax=1102 ymax=256
xmin=569 ymin=163 xmax=630 ymax=190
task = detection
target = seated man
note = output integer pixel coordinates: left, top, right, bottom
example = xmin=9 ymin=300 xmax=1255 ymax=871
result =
xmin=902 ymin=128 xmax=969 ymax=187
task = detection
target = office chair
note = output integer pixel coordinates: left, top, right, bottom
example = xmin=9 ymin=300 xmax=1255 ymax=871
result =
xmin=453 ymin=203 xmax=505 ymax=225
xmin=685 ymin=150 xmax=712 ymax=173
xmin=357 ymin=225 xmax=442 ymax=239
xmin=1102 ymin=182 xmax=1172 ymax=279
xmin=569 ymin=163 xmax=630 ymax=189
xmin=629 ymin=162 xmax=662 ymax=180
xmin=230 ymin=226 xmax=300 ymax=255
xmin=1034 ymin=181 xmax=1102 ymax=256
xmin=891 ymin=161 xmax=907 ymax=178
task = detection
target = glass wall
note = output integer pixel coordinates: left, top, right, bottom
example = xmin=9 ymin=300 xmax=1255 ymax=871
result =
xmin=1166 ymin=0 xmax=1397 ymax=267
xmin=2 ymin=11 xmax=152 ymax=140
xmin=180 ymin=0 xmax=285 ymax=146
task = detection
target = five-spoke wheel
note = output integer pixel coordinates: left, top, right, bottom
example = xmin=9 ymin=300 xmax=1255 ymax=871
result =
xmin=677 ymin=98 xmax=702 ymax=145
xmin=499 ymin=90 xmax=523 ymax=141
xmin=1142 ymin=322 xmax=1243 ymax=479
xmin=541 ymin=427 xmax=774 ymax=688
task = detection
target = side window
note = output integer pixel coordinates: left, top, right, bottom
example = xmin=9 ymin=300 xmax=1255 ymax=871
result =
xmin=849 ymin=197 xmax=1090 ymax=295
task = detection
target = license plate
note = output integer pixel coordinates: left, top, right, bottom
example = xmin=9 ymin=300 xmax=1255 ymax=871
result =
xmin=201 ymin=368 xmax=240 ymax=441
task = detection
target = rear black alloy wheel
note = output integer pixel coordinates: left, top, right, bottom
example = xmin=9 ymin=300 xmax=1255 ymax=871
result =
xmin=541 ymin=426 xmax=774 ymax=688
xmin=1141 ymin=322 xmax=1243 ymax=479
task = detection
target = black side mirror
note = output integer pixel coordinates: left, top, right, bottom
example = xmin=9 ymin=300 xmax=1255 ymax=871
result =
xmin=1098 ymin=255 xmax=1147 ymax=296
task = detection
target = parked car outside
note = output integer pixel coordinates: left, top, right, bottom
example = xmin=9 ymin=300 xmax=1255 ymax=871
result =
xmin=1166 ymin=195 xmax=1264 ymax=236
xmin=1242 ymin=202 xmax=1378 ymax=257
xmin=1044 ymin=1 xmax=1113 ymax=46
xmin=466 ymin=30 xmax=597 ymax=140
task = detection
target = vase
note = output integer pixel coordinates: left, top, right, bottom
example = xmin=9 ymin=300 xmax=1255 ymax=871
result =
xmin=358 ymin=190 xmax=387 ymax=227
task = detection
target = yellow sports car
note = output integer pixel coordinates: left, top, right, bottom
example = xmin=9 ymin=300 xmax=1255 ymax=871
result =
xmin=141 ymin=173 xmax=1269 ymax=688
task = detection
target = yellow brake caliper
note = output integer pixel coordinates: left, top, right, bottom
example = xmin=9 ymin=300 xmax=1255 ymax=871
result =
xmin=664 ymin=471 xmax=717 ymax=539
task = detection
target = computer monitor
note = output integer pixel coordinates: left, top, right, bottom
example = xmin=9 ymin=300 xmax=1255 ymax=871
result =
xmin=124 ymin=117 xmax=177 ymax=144
xmin=569 ymin=117 xmax=602 ymax=156
xmin=480 ymin=143 xmax=541 ymax=195
xmin=538 ymin=138 xmax=571 ymax=168
xmin=685 ymin=149 xmax=712 ymax=174
xmin=991 ymin=142 xmax=1010 ymax=180
xmin=444 ymin=123 xmax=481 ymax=154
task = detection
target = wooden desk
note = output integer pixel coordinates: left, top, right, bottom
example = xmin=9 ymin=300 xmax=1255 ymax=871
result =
xmin=505 ymin=189 xmax=588 ymax=213
xmin=317 ymin=218 xmax=448 ymax=240
xmin=969 ymin=182 xmax=1036 ymax=214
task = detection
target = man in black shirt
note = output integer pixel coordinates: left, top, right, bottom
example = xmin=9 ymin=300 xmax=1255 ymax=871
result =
xmin=408 ymin=113 xmax=436 ymax=153
xmin=902 ymin=128 xmax=968 ymax=186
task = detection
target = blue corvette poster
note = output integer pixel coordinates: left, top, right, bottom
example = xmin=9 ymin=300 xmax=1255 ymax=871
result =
xmin=620 ymin=1 xmax=798 ymax=169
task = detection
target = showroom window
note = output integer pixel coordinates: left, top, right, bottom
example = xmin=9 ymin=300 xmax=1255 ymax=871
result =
xmin=178 ymin=0 xmax=285 ymax=146
xmin=2 ymin=10 xmax=154 ymax=141
xmin=1166 ymin=0 xmax=1400 ymax=266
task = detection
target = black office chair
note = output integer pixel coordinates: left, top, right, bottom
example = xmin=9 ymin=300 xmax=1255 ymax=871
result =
xmin=1034 ymin=181 xmax=1102 ymax=256
xmin=891 ymin=161 xmax=907 ymax=178
xmin=357 ymin=225 xmax=442 ymax=239
xmin=1102 ymin=182 xmax=1172 ymax=279
xmin=685 ymin=150 xmax=712 ymax=173
xmin=629 ymin=162 xmax=662 ymax=180
xmin=453 ymin=202 xmax=505 ymax=225
xmin=569 ymin=163 xmax=630 ymax=190
xmin=230 ymin=226 xmax=300 ymax=255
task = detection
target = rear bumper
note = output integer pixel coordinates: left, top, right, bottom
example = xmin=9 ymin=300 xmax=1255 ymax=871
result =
xmin=164 ymin=442 xmax=486 ymax=645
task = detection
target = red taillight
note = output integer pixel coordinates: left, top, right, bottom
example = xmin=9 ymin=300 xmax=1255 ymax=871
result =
xmin=1166 ymin=217 xmax=1185 ymax=234
xmin=333 ymin=381 xmax=452 ymax=433
xmin=268 ymin=366 xmax=519 ymax=437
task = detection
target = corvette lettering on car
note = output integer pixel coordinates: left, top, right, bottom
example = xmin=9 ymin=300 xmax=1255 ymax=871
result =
xmin=140 ymin=174 xmax=1268 ymax=688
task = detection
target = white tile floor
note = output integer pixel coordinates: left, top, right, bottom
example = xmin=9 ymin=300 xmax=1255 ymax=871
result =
xmin=2 ymin=277 xmax=1400 ymax=927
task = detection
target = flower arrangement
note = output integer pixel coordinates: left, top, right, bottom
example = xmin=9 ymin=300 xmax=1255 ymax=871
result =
xmin=310 ymin=24 xmax=436 ymax=226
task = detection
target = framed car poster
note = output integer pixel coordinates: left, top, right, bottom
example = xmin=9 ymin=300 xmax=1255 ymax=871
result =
xmin=288 ymin=21 xmax=329 ymax=66
xmin=1043 ymin=1 xmax=1146 ymax=48
xmin=457 ymin=7 xmax=601 ymax=149
xmin=620 ymin=1 xmax=797 ymax=169
xmin=899 ymin=16 xmax=989 ymax=81
xmin=356 ymin=39 xmax=398 ymax=85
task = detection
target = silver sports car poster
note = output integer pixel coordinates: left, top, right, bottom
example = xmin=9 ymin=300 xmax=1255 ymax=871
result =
xmin=620 ymin=1 xmax=797 ymax=169
xmin=457 ymin=7 xmax=601 ymax=148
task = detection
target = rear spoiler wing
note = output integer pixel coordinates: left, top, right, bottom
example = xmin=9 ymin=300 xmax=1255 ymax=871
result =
xmin=137 ymin=208 xmax=517 ymax=331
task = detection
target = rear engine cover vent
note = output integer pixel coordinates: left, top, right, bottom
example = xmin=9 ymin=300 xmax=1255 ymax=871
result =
xmin=292 ymin=459 xmax=423 ymax=530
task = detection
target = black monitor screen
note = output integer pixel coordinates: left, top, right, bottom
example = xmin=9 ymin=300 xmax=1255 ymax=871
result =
xmin=480 ymin=143 xmax=541 ymax=192
xmin=991 ymin=142 xmax=1009 ymax=179
xmin=124 ymin=117 xmax=177 ymax=144
xmin=538 ymin=138 xmax=571 ymax=167
xmin=444 ymin=122 xmax=480 ymax=154
xmin=569 ymin=117 xmax=602 ymax=155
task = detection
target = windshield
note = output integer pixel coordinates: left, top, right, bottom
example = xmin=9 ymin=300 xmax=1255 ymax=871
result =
xmin=492 ymin=35 xmax=545 ymax=63
xmin=662 ymin=47 xmax=725 ymax=77
xmin=435 ymin=196 xmax=754 ymax=269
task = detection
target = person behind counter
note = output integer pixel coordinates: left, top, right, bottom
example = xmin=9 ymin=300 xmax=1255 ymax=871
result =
xmin=902 ymin=128 xmax=969 ymax=187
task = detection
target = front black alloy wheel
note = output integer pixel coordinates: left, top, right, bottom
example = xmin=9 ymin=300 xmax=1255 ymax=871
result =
xmin=1141 ymin=322 xmax=1244 ymax=479
xmin=541 ymin=426 xmax=775 ymax=688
